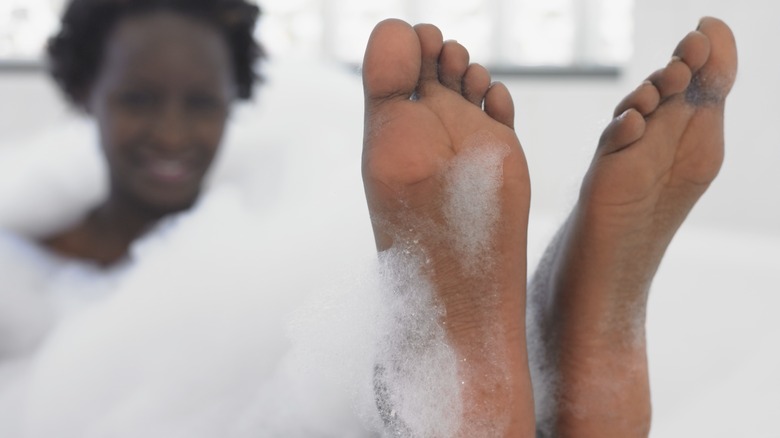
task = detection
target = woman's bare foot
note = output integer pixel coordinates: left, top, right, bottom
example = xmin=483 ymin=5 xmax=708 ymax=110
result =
xmin=362 ymin=19 xmax=534 ymax=437
xmin=530 ymin=17 xmax=737 ymax=437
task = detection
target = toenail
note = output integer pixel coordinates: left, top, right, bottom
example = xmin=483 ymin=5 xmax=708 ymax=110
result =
xmin=668 ymin=55 xmax=682 ymax=65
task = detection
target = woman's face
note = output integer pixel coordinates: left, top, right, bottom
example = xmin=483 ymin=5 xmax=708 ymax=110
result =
xmin=88 ymin=11 xmax=236 ymax=213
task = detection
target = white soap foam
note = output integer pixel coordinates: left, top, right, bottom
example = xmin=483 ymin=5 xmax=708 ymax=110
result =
xmin=443 ymin=133 xmax=510 ymax=273
xmin=372 ymin=244 xmax=463 ymax=437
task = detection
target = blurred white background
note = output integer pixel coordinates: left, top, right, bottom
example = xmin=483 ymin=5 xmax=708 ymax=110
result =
xmin=0 ymin=0 xmax=778 ymax=436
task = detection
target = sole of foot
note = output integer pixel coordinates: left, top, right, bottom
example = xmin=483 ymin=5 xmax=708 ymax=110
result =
xmin=362 ymin=19 xmax=534 ymax=437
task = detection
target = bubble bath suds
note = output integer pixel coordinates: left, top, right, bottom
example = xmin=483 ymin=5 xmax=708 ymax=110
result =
xmin=444 ymin=134 xmax=510 ymax=272
xmin=373 ymin=245 xmax=463 ymax=437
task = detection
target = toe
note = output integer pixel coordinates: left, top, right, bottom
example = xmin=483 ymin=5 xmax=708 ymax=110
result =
xmin=646 ymin=58 xmax=692 ymax=99
xmin=613 ymin=81 xmax=661 ymax=117
xmin=484 ymin=82 xmax=515 ymax=129
xmin=439 ymin=40 xmax=470 ymax=92
xmin=696 ymin=17 xmax=738 ymax=81
xmin=598 ymin=109 xmax=646 ymax=155
xmin=363 ymin=19 xmax=422 ymax=102
xmin=462 ymin=63 xmax=491 ymax=107
xmin=413 ymin=24 xmax=445 ymax=94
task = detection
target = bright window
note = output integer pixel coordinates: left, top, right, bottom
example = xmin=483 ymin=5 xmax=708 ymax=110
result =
xmin=1 ymin=0 xmax=633 ymax=71
xmin=260 ymin=0 xmax=634 ymax=70
xmin=0 ymin=0 xmax=63 ymax=63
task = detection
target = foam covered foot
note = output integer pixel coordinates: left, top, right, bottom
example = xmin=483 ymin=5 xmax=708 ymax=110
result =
xmin=362 ymin=19 xmax=534 ymax=437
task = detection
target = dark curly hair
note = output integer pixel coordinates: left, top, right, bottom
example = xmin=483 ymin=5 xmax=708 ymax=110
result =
xmin=47 ymin=0 xmax=265 ymax=108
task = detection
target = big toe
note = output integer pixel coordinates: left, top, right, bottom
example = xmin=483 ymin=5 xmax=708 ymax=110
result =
xmin=687 ymin=17 xmax=738 ymax=105
xmin=363 ymin=19 xmax=421 ymax=102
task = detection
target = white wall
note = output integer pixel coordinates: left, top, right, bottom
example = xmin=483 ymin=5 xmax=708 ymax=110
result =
xmin=0 ymin=70 xmax=72 ymax=146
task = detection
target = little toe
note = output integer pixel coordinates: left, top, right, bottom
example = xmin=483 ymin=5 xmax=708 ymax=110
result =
xmin=462 ymin=63 xmax=491 ymax=107
xmin=613 ymin=81 xmax=661 ymax=117
xmin=439 ymin=40 xmax=470 ymax=92
xmin=413 ymin=23 xmax=445 ymax=93
xmin=598 ymin=109 xmax=646 ymax=155
xmin=484 ymin=82 xmax=515 ymax=129
xmin=363 ymin=19 xmax=422 ymax=102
